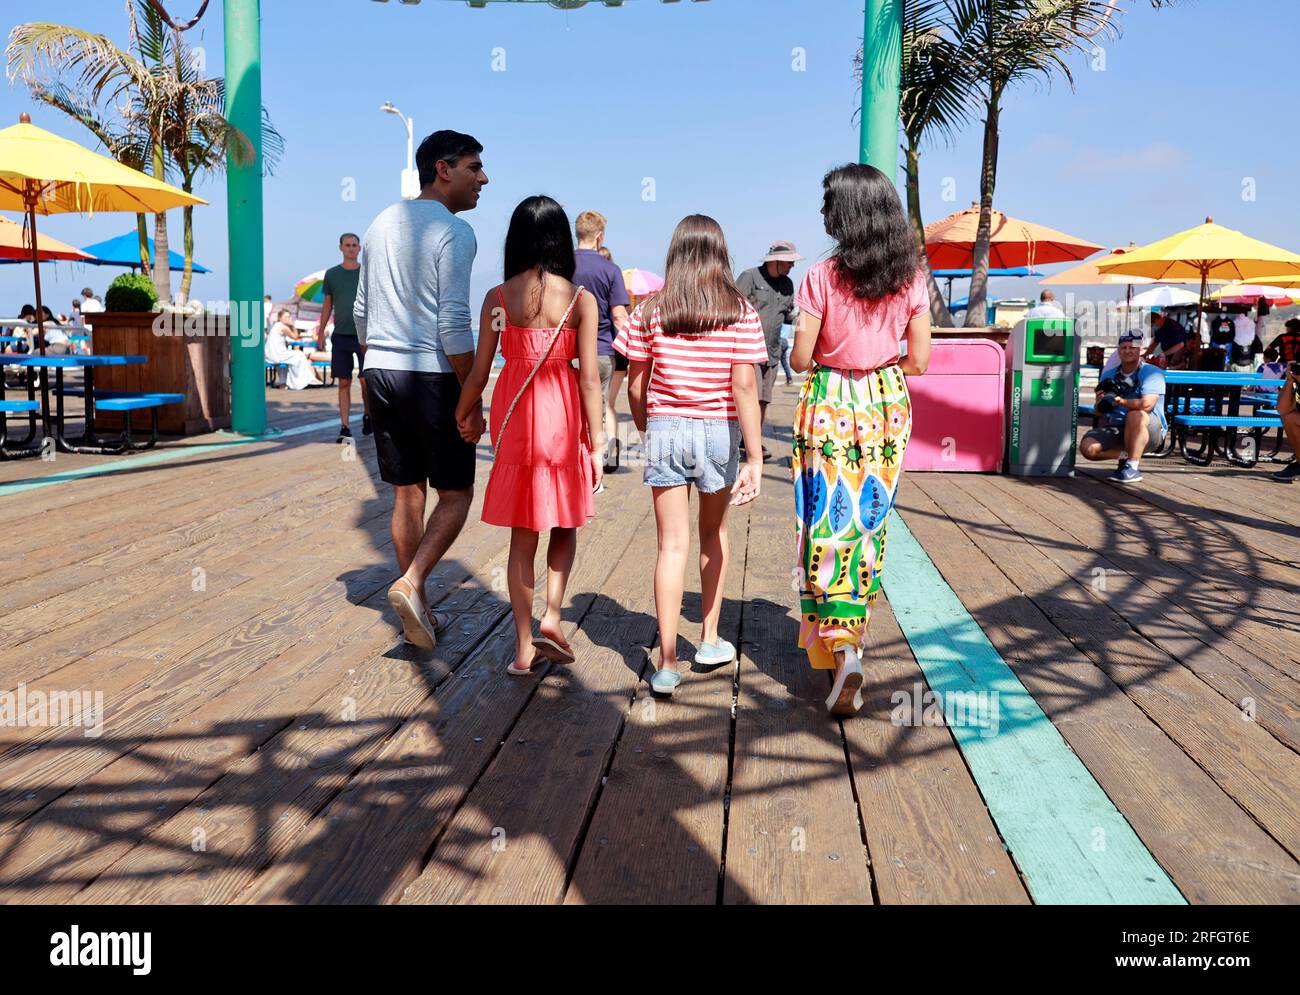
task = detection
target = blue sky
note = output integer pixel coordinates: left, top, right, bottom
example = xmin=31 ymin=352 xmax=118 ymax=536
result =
xmin=2 ymin=0 xmax=1297 ymax=317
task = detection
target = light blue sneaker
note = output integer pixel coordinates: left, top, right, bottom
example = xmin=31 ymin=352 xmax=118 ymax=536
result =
xmin=695 ymin=638 xmax=737 ymax=667
xmin=650 ymin=667 xmax=683 ymax=694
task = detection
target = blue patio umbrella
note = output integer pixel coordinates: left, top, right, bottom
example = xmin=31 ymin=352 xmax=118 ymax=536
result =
xmin=76 ymin=231 xmax=211 ymax=274
xmin=933 ymin=267 xmax=1043 ymax=308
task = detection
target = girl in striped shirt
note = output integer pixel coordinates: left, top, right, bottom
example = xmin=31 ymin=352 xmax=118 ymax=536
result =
xmin=614 ymin=214 xmax=765 ymax=695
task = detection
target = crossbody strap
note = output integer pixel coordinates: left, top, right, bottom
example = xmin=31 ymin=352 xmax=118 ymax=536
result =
xmin=494 ymin=284 xmax=585 ymax=451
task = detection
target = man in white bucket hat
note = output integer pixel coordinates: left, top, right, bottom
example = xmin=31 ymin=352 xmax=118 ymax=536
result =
xmin=736 ymin=239 xmax=804 ymax=461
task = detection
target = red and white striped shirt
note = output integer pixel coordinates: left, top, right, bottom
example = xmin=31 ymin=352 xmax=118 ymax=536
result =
xmin=614 ymin=301 xmax=768 ymax=419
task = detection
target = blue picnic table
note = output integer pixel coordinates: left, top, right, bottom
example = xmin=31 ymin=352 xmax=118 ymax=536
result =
xmin=1078 ymin=368 xmax=1291 ymax=468
xmin=0 ymin=353 xmax=183 ymax=456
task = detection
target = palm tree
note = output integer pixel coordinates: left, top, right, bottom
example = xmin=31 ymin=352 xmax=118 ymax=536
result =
xmin=857 ymin=2 xmax=978 ymax=327
xmin=160 ymin=29 xmax=284 ymax=300
xmin=899 ymin=0 xmax=980 ymax=326
xmin=6 ymin=0 xmax=282 ymax=304
xmin=955 ymin=0 xmax=1182 ymax=326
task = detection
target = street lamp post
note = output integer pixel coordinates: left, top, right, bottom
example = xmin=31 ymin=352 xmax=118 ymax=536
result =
xmin=382 ymin=101 xmax=418 ymax=199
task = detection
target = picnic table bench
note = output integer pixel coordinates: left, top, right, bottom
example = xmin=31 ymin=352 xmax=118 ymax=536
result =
xmin=0 ymin=354 xmax=185 ymax=456
xmin=265 ymin=359 xmax=334 ymax=387
xmin=1079 ymin=368 xmax=1290 ymax=468
xmin=1162 ymin=371 xmax=1287 ymax=467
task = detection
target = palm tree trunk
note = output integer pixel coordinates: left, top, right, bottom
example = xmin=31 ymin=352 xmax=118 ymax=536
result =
xmin=151 ymin=141 xmax=173 ymax=305
xmin=905 ymin=145 xmax=954 ymax=328
xmin=180 ymin=194 xmax=195 ymax=304
xmin=136 ymin=213 xmax=153 ymax=278
xmin=965 ymin=89 xmax=1001 ymax=327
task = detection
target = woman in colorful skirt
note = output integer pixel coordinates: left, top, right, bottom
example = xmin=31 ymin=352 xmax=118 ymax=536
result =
xmin=789 ymin=164 xmax=932 ymax=716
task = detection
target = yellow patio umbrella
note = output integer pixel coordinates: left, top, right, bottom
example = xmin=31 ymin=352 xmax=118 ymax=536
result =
xmin=1040 ymin=243 xmax=1157 ymax=307
xmin=1224 ymin=274 xmax=1300 ymax=289
xmin=1096 ymin=216 xmax=1300 ymax=326
xmin=0 ymin=113 xmax=206 ymax=358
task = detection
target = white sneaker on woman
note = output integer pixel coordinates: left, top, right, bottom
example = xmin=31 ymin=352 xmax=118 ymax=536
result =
xmin=825 ymin=645 xmax=864 ymax=716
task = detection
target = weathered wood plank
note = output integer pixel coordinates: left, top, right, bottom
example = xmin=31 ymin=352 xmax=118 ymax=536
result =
xmin=897 ymin=477 xmax=1300 ymax=903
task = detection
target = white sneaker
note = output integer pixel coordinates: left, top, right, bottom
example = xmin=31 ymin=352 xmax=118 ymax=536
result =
xmin=825 ymin=645 xmax=864 ymax=716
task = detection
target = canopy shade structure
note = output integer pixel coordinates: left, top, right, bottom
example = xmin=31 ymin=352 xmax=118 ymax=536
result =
xmin=0 ymin=216 xmax=94 ymax=262
xmin=1227 ymin=274 xmax=1300 ymax=289
xmin=77 ymin=231 xmax=211 ymax=274
xmin=1096 ymin=217 xmax=1300 ymax=328
xmin=924 ymin=205 xmax=1103 ymax=270
xmin=1209 ymin=282 xmax=1296 ymax=305
xmin=0 ymin=109 xmax=204 ymax=476
xmin=1094 ymin=219 xmax=1300 ymax=284
xmin=932 ymin=267 xmax=1044 ymax=278
xmin=622 ymin=268 xmax=664 ymax=296
xmin=1041 ymin=246 xmax=1158 ymax=287
xmin=1119 ymin=286 xmax=1201 ymax=310
xmin=0 ymin=119 xmax=207 ymax=216
xmin=294 ymin=270 xmax=326 ymax=304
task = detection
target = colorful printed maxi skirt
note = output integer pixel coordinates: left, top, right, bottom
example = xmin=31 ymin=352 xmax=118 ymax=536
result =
xmin=792 ymin=364 xmax=912 ymax=669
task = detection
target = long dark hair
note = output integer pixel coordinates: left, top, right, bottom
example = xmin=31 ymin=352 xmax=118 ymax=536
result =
xmin=643 ymin=214 xmax=745 ymax=336
xmin=821 ymin=163 xmax=917 ymax=301
xmin=503 ymin=195 xmax=576 ymax=283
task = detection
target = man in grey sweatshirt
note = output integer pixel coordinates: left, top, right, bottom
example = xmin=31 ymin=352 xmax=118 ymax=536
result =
xmin=355 ymin=129 xmax=488 ymax=650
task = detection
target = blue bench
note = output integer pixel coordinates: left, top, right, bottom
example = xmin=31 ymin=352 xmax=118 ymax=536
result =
xmin=266 ymin=360 xmax=332 ymax=387
xmin=83 ymin=392 xmax=185 ymax=451
xmin=0 ymin=398 xmax=41 ymax=459
xmin=1162 ymin=371 xmax=1290 ymax=467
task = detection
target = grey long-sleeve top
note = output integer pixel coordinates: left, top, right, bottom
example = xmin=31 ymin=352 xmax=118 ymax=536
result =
xmin=354 ymin=199 xmax=477 ymax=373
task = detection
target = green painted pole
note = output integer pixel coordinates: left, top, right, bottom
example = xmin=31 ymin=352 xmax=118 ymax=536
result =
xmin=859 ymin=0 xmax=903 ymax=175
xmin=225 ymin=0 xmax=267 ymax=435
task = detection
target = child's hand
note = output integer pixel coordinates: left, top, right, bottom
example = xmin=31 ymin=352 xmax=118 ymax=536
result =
xmin=458 ymin=409 xmax=485 ymax=443
xmin=731 ymin=462 xmax=761 ymax=506
xmin=589 ymin=449 xmax=604 ymax=493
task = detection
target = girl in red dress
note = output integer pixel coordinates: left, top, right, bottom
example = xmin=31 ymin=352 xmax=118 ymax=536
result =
xmin=456 ymin=196 xmax=605 ymax=675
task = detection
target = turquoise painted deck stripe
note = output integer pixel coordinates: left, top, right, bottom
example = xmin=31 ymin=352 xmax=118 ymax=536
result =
xmin=881 ymin=510 xmax=1184 ymax=905
xmin=0 ymin=415 xmax=356 ymax=497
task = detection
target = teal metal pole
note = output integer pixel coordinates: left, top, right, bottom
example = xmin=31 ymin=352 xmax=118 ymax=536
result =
xmin=859 ymin=0 xmax=903 ymax=175
xmin=225 ymin=0 xmax=267 ymax=435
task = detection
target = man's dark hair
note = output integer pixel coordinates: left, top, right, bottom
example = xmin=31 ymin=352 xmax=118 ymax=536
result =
xmin=416 ymin=130 xmax=483 ymax=187
xmin=339 ymin=232 xmax=359 ymax=245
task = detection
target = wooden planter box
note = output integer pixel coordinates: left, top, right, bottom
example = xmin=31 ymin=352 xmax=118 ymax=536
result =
xmin=84 ymin=311 xmax=231 ymax=435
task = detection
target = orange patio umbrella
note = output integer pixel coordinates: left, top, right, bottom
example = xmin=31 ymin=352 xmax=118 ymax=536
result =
xmin=0 ymin=215 xmax=94 ymax=262
xmin=925 ymin=205 xmax=1104 ymax=269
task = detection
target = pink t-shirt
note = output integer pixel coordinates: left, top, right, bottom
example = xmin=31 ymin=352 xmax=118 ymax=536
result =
xmin=794 ymin=260 xmax=927 ymax=371
xmin=614 ymin=300 xmax=768 ymax=419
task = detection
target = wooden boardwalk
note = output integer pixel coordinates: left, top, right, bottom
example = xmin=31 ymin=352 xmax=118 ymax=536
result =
xmin=0 ymin=376 xmax=1297 ymax=904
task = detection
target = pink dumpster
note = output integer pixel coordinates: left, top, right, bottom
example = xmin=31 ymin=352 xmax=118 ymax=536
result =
xmin=903 ymin=338 xmax=1005 ymax=472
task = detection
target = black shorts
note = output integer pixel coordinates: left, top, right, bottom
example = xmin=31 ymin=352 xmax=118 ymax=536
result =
xmin=332 ymin=334 xmax=364 ymax=379
xmin=613 ymin=351 xmax=629 ymax=372
xmin=363 ymin=368 xmax=476 ymax=491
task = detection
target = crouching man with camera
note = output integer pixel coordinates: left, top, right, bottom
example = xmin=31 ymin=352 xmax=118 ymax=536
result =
xmin=1079 ymin=331 xmax=1167 ymax=484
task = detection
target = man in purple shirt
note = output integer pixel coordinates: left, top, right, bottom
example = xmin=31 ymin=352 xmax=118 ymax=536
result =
xmin=572 ymin=210 xmax=630 ymax=472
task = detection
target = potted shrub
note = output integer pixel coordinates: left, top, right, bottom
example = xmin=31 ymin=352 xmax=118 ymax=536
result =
xmin=104 ymin=272 xmax=160 ymax=313
xmin=84 ymin=273 xmax=230 ymax=435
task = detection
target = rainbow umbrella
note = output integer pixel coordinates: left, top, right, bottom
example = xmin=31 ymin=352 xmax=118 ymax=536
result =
xmin=294 ymin=269 xmax=326 ymax=303
xmin=622 ymin=268 xmax=664 ymax=296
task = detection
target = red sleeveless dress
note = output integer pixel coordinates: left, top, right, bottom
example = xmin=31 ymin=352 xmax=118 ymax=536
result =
xmin=481 ymin=287 xmax=595 ymax=531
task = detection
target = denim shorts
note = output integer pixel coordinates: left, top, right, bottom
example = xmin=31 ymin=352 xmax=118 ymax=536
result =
xmin=643 ymin=415 xmax=740 ymax=493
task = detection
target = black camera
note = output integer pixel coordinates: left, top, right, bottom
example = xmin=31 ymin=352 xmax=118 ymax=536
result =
xmin=1094 ymin=378 xmax=1122 ymax=415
